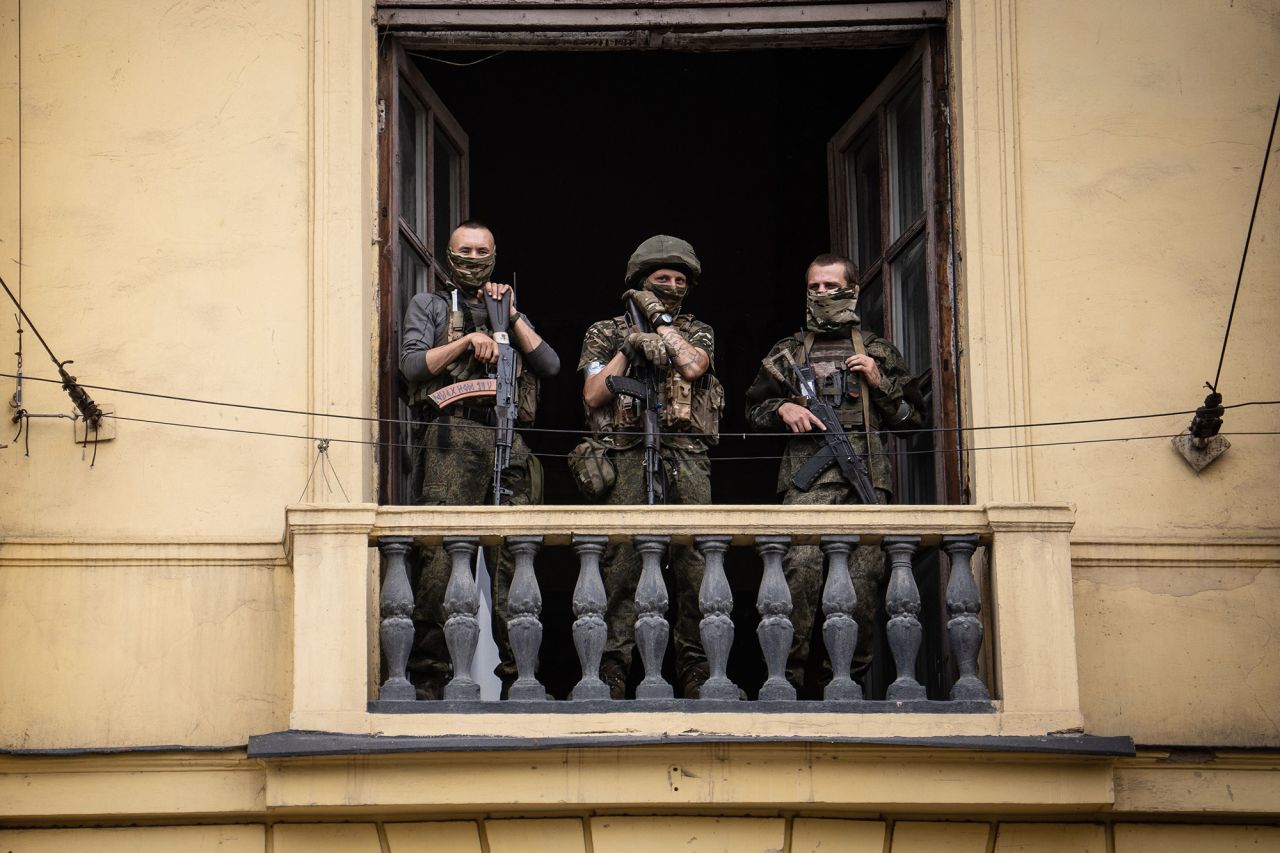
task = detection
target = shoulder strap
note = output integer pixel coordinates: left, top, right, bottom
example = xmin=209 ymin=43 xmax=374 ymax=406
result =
xmin=850 ymin=326 xmax=877 ymax=442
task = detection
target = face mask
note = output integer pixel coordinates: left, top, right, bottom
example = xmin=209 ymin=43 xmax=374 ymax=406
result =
xmin=805 ymin=286 xmax=860 ymax=332
xmin=643 ymin=278 xmax=686 ymax=314
xmin=446 ymin=249 xmax=496 ymax=297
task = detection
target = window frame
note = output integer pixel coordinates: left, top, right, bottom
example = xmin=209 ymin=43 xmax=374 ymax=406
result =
xmin=827 ymin=32 xmax=965 ymax=505
xmin=377 ymin=40 xmax=471 ymax=506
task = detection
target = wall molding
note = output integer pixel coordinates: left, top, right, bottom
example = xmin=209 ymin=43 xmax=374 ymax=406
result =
xmin=1072 ymin=539 xmax=1280 ymax=570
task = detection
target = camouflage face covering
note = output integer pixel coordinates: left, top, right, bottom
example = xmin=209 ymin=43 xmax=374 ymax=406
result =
xmin=446 ymin=249 xmax=496 ymax=297
xmin=643 ymin=278 xmax=686 ymax=314
xmin=805 ymin=286 xmax=860 ymax=332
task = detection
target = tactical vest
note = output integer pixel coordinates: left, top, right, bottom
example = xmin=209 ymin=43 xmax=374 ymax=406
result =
xmin=797 ymin=331 xmax=869 ymax=430
xmin=587 ymin=315 xmax=724 ymax=446
xmin=410 ymin=297 xmax=539 ymax=424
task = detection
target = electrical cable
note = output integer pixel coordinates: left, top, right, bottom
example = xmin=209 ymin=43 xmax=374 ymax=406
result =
xmin=1211 ymin=88 xmax=1280 ymax=392
xmin=99 ymin=412 xmax=1280 ymax=462
xmin=5 ymin=372 xmax=1278 ymax=441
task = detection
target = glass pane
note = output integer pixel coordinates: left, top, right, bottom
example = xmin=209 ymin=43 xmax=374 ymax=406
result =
xmin=890 ymin=234 xmax=930 ymax=376
xmin=398 ymin=89 xmax=424 ymax=238
xmin=888 ymin=232 xmax=936 ymax=505
xmin=433 ymin=128 xmax=462 ymax=257
xmin=399 ymin=236 xmax=428 ymax=308
xmin=888 ymin=83 xmax=924 ymax=240
xmin=846 ymin=126 xmax=882 ymax=270
xmin=858 ymin=272 xmax=884 ymax=338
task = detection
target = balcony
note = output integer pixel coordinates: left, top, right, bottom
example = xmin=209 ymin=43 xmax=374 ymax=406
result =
xmin=277 ymin=503 xmax=1082 ymax=744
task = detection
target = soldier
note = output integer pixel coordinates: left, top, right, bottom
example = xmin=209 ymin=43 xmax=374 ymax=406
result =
xmin=744 ymin=253 xmax=924 ymax=695
xmin=400 ymin=219 xmax=561 ymax=699
xmin=576 ymin=235 xmax=725 ymax=699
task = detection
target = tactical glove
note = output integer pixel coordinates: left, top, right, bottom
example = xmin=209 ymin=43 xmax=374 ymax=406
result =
xmin=623 ymin=289 xmax=671 ymax=326
xmin=624 ymin=331 xmax=668 ymax=365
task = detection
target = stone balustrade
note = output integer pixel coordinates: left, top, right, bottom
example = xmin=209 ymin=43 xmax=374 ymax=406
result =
xmin=283 ymin=503 xmax=1083 ymax=736
xmin=364 ymin=506 xmax=1036 ymax=711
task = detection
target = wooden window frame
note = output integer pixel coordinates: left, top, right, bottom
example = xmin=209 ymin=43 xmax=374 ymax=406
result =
xmin=377 ymin=40 xmax=470 ymax=506
xmin=828 ymin=31 xmax=964 ymax=505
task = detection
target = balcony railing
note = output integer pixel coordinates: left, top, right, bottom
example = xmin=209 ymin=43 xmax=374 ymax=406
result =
xmin=284 ymin=504 xmax=1083 ymax=738
xmin=373 ymin=530 xmax=990 ymax=710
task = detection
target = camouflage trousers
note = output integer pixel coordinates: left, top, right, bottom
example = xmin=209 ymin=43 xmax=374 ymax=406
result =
xmin=407 ymin=415 xmax=533 ymax=699
xmin=601 ymin=444 xmax=711 ymax=694
xmin=781 ymin=481 xmax=891 ymax=695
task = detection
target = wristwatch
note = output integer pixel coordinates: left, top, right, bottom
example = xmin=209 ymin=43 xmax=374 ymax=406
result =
xmin=654 ymin=312 xmax=674 ymax=326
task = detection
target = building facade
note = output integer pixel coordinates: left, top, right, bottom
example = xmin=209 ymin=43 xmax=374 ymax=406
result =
xmin=1 ymin=1 xmax=1277 ymax=850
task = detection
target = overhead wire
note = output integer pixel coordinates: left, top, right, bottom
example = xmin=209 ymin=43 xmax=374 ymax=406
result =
xmin=99 ymin=411 xmax=1280 ymax=463
xmin=1211 ymin=88 xmax=1279 ymax=392
xmin=4 ymin=372 xmax=1278 ymax=442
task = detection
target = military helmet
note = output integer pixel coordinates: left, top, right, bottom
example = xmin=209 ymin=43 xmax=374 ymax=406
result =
xmin=625 ymin=234 xmax=701 ymax=286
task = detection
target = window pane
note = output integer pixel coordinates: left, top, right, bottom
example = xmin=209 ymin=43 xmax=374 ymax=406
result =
xmin=398 ymin=89 xmax=424 ymax=238
xmin=399 ymin=236 xmax=428 ymax=305
xmin=858 ymin=271 xmax=884 ymax=338
xmin=890 ymin=234 xmax=930 ymax=376
xmin=433 ymin=128 xmax=462 ymax=256
xmin=847 ymin=127 xmax=882 ymax=270
xmin=888 ymin=83 xmax=923 ymax=241
xmin=889 ymin=231 xmax=936 ymax=504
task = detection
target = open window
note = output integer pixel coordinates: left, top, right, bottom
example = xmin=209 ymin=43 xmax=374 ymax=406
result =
xmin=374 ymin=19 xmax=972 ymax=699
xmin=377 ymin=43 xmax=470 ymax=506
xmin=376 ymin=36 xmax=962 ymax=510
xmin=829 ymin=35 xmax=961 ymax=506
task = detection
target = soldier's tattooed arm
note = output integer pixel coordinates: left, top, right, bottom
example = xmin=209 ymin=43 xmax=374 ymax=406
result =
xmin=655 ymin=324 xmax=709 ymax=379
xmin=583 ymin=350 xmax=630 ymax=408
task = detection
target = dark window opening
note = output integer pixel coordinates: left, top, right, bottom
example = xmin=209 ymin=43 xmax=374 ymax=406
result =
xmin=378 ymin=38 xmax=967 ymax=700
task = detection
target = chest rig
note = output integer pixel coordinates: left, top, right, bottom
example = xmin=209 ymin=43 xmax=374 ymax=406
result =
xmin=412 ymin=295 xmax=540 ymax=423
xmin=799 ymin=330 xmax=875 ymax=431
xmin=592 ymin=315 xmax=725 ymax=443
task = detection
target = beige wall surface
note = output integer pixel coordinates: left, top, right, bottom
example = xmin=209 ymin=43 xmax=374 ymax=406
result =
xmin=0 ymin=825 xmax=265 ymax=852
xmin=1009 ymin=0 xmax=1280 ymax=538
xmin=0 ymin=0 xmax=347 ymax=541
xmin=0 ymin=546 xmax=290 ymax=749
xmin=1073 ymin=551 xmax=1280 ymax=746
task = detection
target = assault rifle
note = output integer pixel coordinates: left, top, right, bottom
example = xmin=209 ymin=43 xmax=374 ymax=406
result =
xmin=486 ymin=290 xmax=517 ymax=505
xmin=769 ymin=349 xmax=879 ymax=505
xmin=605 ymin=298 xmax=666 ymax=504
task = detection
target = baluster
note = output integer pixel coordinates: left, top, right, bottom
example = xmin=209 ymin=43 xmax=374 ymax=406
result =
xmin=755 ymin=535 xmax=796 ymax=701
xmin=505 ymin=535 xmax=546 ymax=701
xmin=820 ymin=535 xmax=862 ymax=701
xmin=633 ymin=535 xmax=673 ymax=699
xmin=883 ymin=535 xmax=926 ymax=701
xmin=377 ymin=536 xmax=417 ymax=701
xmin=694 ymin=535 xmax=739 ymax=701
xmin=943 ymin=534 xmax=989 ymax=701
xmin=442 ymin=536 xmax=481 ymax=701
xmin=570 ymin=535 xmax=610 ymax=701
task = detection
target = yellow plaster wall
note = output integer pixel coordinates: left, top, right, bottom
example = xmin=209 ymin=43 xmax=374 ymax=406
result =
xmin=0 ymin=0 xmax=354 ymax=540
xmin=1010 ymin=0 xmax=1280 ymax=538
xmin=1072 ymin=550 xmax=1280 ymax=746
xmin=1114 ymin=823 xmax=1280 ymax=852
xmin=0 ymin=825 xmax=265 ymax=852
xmin=0 ymin=546 xmax=290 ymax=749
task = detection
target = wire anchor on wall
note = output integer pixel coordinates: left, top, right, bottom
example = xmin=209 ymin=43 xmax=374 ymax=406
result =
xmin=1 ymin=273 xmax=104 ymax=432
xmin=298 ymin=439 xmax=350 ymax=503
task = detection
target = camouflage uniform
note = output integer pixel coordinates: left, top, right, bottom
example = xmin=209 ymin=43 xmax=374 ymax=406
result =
xmin=578 ymin=313 xmax=721 ymax=697
xmin=401 ymin=292 xmax=557 ymax=699
xmin=745 ymin=328 xmax=922 ymax=693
